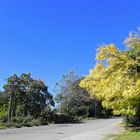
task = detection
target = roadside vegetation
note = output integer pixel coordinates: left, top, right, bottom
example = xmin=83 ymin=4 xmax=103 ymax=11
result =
xmin=80 ymin=31 xmax=140 ymax=127
xmin=105 ymin=131 xmax=140 ymax=140
xmin=0 ymin=73 xmax=55 ymax=128
xmin=55 ymin=71 xmax=112 ymax=121
xmin=80 ymin=31 xmax=140 ymax=139
xmin=114 ymin=131 xmax=140 ymax=140
xmin=1 ymin=30 xmax=140 ymax=132
xmin=0 ymin=72 xmax=111 ymax=129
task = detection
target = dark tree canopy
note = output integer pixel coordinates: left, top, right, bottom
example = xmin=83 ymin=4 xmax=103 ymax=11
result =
xmin=3 ymin=73 xmax=54 ymax=121
xmin=55 ymin=71 xmax=95 ymax=117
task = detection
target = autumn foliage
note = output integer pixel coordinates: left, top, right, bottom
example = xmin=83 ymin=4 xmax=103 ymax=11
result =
xmin=80 ymin=32 xmax=140 ymax=120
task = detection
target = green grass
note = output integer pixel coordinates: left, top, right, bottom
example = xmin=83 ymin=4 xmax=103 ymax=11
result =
xmin=114 ymin=131 xmax=140 ymax=140
xmin=104 ymin=130 xmax=140 ymax=140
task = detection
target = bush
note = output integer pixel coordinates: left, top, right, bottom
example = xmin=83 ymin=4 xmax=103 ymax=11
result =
xmin=21 ymin=117 xmax=40 ymax=127
xmin=30 ymin=119 xmax=41 ymax=126
xmin=38 ymin=117 xmax=48 ymax=125
xmin=54 ymin=114 xmax=75 ymax=124
xmin=4 ymin=122 xmax=15 ymax=128
xmin=0 ymin=106 xmax=8 ymax=123
xmin=12 ymin=116 xmax=25 ymax=124
xmin=12 ymin=116 xmax=46 ymax=127
xmin=23 ymin=116 xmax=34 ymax=124
xmin=0 ymin=122 xmax=5 ymax=129
xmin=14 ymin=123 xmax=22 ymax=128
xmin=1 ymin=116 xmax=48 ymax=128
xmin=23 ymin=122 xmax=33 ymax=127
xmin=12 ymin=116 xmax=39 ymax=127
xmin=74 ymin=115 xmax=87 ymax=121
xmin=123 ymin=115 xmax=140 ymax=127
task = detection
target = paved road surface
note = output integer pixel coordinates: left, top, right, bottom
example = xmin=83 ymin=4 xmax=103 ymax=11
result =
xmin=0 ymin=118 xmax=123 ymax=140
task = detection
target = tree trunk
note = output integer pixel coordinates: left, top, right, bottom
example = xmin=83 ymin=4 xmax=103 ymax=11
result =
xmin=86 ymin=107 xmax=89 ymax=117
xmin=8 ymin=93 xmax=13 ymax=122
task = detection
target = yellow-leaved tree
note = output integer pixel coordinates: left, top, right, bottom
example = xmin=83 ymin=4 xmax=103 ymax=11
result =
xmin=80 ymin=32 xmax=140 ymax=125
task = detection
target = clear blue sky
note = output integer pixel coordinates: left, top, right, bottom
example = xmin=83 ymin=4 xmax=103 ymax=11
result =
xmin=0 ymin=0 xmax=140 ymax=94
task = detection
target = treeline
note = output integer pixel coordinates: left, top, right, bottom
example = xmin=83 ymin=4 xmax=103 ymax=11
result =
xmin=55 ymin=71 xmax=112 ymax=121
xmin=0 ymin=73 xmax=55 ymax=128
xmin=1 ymin=31 xmax=140 ymax=128
xmin=0 ymin=72 xmax=111 ymax=128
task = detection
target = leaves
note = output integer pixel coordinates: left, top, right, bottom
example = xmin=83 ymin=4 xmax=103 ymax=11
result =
xmin=3 ymin=73 xmax=54 ymax=119
xmin=80 ymin=32 xmax=140 ymax=116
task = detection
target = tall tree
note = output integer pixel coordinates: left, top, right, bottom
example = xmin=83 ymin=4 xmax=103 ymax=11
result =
xmin=3 ymin=73 xmax=54 ymax=121
xmin=55 ymin=71 xmax=107 ymax=117
xmin=80 ymin=32 xmax=140 ymax=125
xmin=3 ymin=74 xmax=21 ymax=121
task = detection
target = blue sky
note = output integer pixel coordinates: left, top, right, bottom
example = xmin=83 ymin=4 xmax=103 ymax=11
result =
xmin=0 ymin=0 xmax=140 ymax=94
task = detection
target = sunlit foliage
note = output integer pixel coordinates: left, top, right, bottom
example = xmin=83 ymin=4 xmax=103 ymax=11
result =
xmin=80 ymin=32 xmax=140 ymax=116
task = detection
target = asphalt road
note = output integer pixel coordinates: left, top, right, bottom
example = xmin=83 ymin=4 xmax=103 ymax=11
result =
xmin=0 ymin=118 xmax=123 ymax=140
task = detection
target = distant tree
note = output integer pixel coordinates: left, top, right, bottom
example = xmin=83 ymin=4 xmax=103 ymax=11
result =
xmin=55 ymin=71 xmax=79 ymax=114
xmin=3 ymin=73 xmax=54 ymax=121
xmin=55 ymin=71 xmax=109 ymax=118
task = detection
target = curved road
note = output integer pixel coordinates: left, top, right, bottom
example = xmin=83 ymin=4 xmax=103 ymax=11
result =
xmin=0 ymin=118 xmax=123 ymax=140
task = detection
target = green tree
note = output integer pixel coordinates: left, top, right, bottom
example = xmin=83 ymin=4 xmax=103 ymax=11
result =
xmin=55 ymin=71 xmax=109 ymax=118
xmin=0 ymin=91 xmax=9 ymax=123
xmin=3 ymin=74 xmax=21 ymax=122
xmin=4 ymin=73 xmax=54 ymax=121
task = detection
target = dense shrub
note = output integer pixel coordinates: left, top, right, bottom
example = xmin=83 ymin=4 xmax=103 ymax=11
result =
xmin=11 ymin=116 xmax=49 ymax=127
xmin=0 ymin=106 xmax=8 ymax=123
xmin=0 ymin=122 xmax=5 ymax=129
xmin=54 ymin=114 xmax=75 ymax=124
xmin=123 ymin=115 xmax=140 ymax=127
xmin=4 ymin=122 xmax=15 ymax=128
xmin=30 ymin=119 xmax=41 ymax=126
xmin=11 ymin=116 xmax=41 ymax=127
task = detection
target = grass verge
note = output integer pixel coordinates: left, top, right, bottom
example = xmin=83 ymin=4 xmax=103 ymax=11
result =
xmin=104 ymin=131 xmax=140 ymax=140
xmin=114 ymin=131 xmax=140 ymax=140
